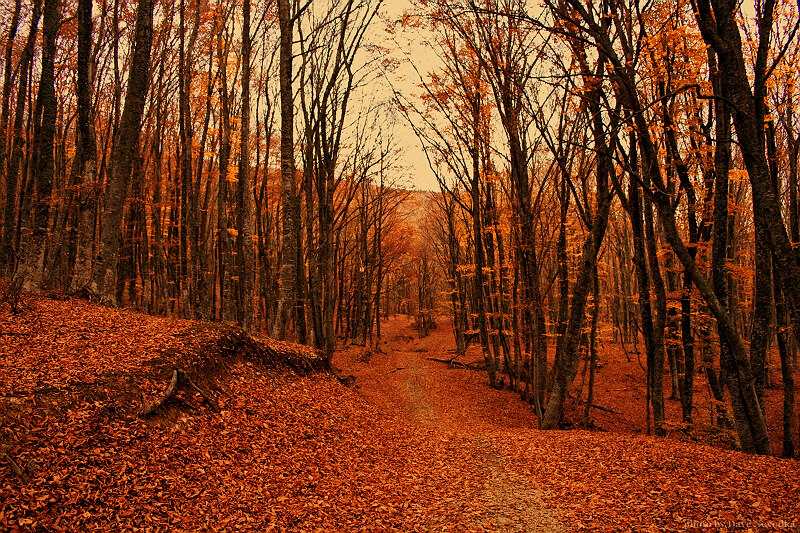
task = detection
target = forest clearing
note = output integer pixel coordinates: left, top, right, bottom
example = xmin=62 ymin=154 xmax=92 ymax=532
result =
xmin=1 ymin=296 xmax=799 ymax=531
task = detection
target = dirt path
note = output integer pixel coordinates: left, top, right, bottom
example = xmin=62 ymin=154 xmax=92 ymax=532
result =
xmin=334 ymin=317 xmax=565 ymax=532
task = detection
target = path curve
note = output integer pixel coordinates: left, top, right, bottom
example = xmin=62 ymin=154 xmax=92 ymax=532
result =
xmin=335 ymin=317 xmax=565 ymax=532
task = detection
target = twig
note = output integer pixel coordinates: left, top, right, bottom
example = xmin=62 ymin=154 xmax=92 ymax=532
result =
xmin=591 ymin=404 xmax=621 ymax=415
xmin=387 ymin=367 xmax=405 ymax=374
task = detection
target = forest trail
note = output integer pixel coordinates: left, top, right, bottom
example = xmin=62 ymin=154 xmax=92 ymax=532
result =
xmin=3 ymin=299 xmax=799 ymax=531
xmin=334 ymin=317 xmax=565 ymax=532
xmin=334 ymin=317 xmax=800 ymax=532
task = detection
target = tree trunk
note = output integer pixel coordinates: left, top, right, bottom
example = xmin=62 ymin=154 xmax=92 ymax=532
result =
xmin=470 ymin=94 xmax=498 ymax=389
xmin=21 ymin=0 xmax=60 ymax=291
xmin=643 ymin=199 xmax=667 ymax=436
xmin=0 ymin=0 xmax=41 ymax=271
xmin=542 ymin=64 xmax=613 ymax=429
xmin=774 ymin=260 xmax=796 ymax=458
xmin=91 ymin=0 xmax=155 ymax=303
xmin=582 ymin=264 xmax=600 ymax=423
xmin=273 ymin=0 xmax=298 ymax=339
xmin=0 ymin=0 xmax=21 ymax=237
xmin=237 ymin=0 xmax=255 ymax=330
xmin=694 ymin=0 xmax=800 ymax=346
xmin=71 ymin=0 xmax=99 ymax=292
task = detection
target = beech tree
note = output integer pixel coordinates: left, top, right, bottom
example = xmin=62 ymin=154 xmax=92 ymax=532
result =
xmin=91 ymin=0 xmax=155 ymax=304
xmin=19 ymin=0 xmax=59 ymax=291
xmin=272 ymin=0 xmax=300 ymax=339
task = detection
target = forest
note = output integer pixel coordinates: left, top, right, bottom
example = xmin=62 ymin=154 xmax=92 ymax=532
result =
xmin=1 ymin=0 xmax=800 ymax=462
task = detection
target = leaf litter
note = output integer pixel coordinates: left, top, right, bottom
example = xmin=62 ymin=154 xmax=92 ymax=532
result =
xmin=0 ymin=298 xmax=798 ymax=532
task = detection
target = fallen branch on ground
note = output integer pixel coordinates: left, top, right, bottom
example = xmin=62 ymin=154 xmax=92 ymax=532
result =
xmin=426 ymin=357 xmax=485 ymax=371
xmin=331 ymin=366 xmax=356 ymax=387
xmin=590 ymin=404 xmax=621 ymax=415
xmin=569 ymin=393 xmax=622 ymax=415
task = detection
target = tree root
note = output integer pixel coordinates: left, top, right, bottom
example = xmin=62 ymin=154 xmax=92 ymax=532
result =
xmin=181 ymin=370 xmax=219 ymax=412
xmin=139 ymin=369 xmax=179 ymax=418
xmin=3 ymin=452 xmax=27 ymax=483
xmin=138 ymin=369 xmax=219 ymax=417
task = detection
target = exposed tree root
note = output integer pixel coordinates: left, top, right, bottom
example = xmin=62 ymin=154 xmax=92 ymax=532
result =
xmin=138 ymin=368 xmax=223 ymax=417
xmin=181 ymin=370 xmax=219 ymax=412
xmin=139 ymin=369 xmax=179 ymax=418
xmin=4 ymin=451 xmax=27 ymax=483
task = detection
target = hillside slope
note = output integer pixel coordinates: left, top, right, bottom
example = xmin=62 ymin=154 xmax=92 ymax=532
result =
xmin=1 ymin=297 xmax=799 ymax=532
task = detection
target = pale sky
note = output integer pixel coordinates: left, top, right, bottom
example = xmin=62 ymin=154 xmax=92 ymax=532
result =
xmin=376 ymin=0 xmax=441 ymax=191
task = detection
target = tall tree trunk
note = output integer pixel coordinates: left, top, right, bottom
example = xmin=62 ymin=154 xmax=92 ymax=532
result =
xmin=21 ymin=0 xmax=60 ymax=291
xmin=0 ymin=0 xmax=21 ymax=221
xmin=178 ymin=0 xmax=193 ymax=316
xmin=694 ymin=0 xmax=800 ymax=345
xmin=774 ymin=260 xmax=795 ymax=457
xmin=706 ymin=50 xmax=734 ymax=426
xmin=273 ymin=0 xmax=298 ymax=339
xmin=0 ymin=0 xmax=41 ymax=271
xmin=216 ymin=33 xmax=233 ymax=322
xmin=71 ymin=0 xmax=99 ymax=292
xmin=542 ymin=63 xmax=613 ymax=429
xmin=749 ymin=122 xmax=778 ymax=407
xmin=644 ymin=200 xmax=667 ymax=436
xmin=196 ymin=34 xmax=216 ymax=320
xmin=582 ymin=264 xmax=600 ymax=423
xmin=628 ymin=167 xmax=657 ymax=434
xmin=238 ymin=0 xmax=255 ymax=330
xmin=91 ymin=0 xmax=155 ymax=303
xmin=470 ymin=93 xmax=498 ymax=388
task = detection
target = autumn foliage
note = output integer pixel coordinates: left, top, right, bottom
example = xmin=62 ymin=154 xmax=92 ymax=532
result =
xmin=3 ymin=297 xmax=799 ymax=530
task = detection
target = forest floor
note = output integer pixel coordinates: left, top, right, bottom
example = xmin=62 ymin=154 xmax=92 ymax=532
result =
xmin=1 ymin=296 xmax=799 ymax=531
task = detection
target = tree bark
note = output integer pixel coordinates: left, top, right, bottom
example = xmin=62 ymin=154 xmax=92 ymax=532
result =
xmin=91 ymin=0 xmax=155 ymax=303
xmin=21 ymin=0 xmax=60 ymax=291
xmin=0 ymin=0 xmax=41 ymax=271
xmin=542 ymin=58 xmax=613 ymax=429
xmin=273 ymin=0 xmax=298 ymax=340
xmin=643 ymin=199 xmax=666 ymax=436
xmin=238 ymin=0 xmax=255 ymax=330
xmin=71 ymin=0 xmax=99 ymax=292
xmin=0 ymin=0 xmax=21 ymax=226
xmin=693 ymin=0 xmax=800 ymax=341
